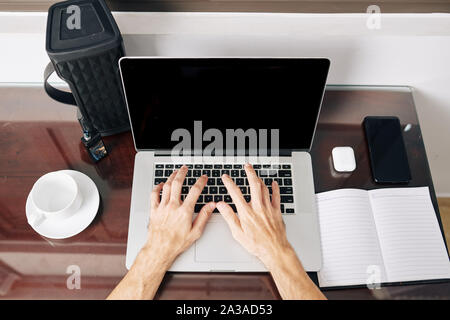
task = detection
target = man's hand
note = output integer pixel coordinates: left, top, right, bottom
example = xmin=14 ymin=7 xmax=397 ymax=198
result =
xmin=108 ymin=166 xmax=215 ymax=299
xmin=216 ymin=163 xmax=291 ymax=269
xmin=144 ymin=166 xmax=216 ymax=268
xmin=216 ymin=163 xmax=326 ymax=300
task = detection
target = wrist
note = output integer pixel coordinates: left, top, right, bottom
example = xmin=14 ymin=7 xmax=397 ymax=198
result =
xmin=115 ymin=245 xmax=171 ymax=300
xmin=261 ymin=244 xmax=305 ymax=274
xmin=263 ymin=245 xmax=325 ymax=300
xmin=132 ymin=244 xmax=175 ymax=276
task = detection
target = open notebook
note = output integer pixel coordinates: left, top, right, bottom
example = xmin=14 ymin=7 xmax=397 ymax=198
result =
xmin=316 ymin=187 xmax=450 ymax=288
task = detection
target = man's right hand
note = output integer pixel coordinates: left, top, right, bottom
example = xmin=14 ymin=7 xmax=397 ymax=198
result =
xmin=216 ymin=163 xmax=293 ymax=270
xmin=216 ymin=163 xmax=326 ymax=300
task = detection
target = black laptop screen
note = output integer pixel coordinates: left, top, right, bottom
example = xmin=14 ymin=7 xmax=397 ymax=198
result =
xmin=119 ymin=58 xmax=329 ymax=153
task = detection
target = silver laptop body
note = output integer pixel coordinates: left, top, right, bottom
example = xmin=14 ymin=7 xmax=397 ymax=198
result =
xmin=119 ymin=57 xmax=330 ymax=272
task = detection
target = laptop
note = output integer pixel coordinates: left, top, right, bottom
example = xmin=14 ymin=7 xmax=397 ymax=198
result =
xmin=119 ymin=57 xmax=330 ymax=272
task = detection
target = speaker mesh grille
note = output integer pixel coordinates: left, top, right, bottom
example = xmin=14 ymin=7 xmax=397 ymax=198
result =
xmin=56 ymin=47 xmax=130 ymax=136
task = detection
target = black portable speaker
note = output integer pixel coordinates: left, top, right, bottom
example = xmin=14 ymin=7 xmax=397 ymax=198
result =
xmin=44 ymin=0 xmax=130 ymax=161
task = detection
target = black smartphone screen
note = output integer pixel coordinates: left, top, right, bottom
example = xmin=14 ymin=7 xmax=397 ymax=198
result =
xmin=364 ymin=116 xmax=411 ymax=183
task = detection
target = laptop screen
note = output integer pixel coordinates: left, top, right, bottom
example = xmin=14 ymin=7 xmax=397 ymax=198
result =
xmin=119 ymin=58 xmax=329 ymax=154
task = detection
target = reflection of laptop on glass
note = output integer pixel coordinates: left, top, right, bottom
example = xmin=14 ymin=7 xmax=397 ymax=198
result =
xmin=119 ymin=57 xmax=330 ymax=271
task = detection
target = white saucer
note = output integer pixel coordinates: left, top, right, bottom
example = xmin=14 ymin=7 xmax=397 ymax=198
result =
xmin=26 ymin=170 xmax=100 ymax=239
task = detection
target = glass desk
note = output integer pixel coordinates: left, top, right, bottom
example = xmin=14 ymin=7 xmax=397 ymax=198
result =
xmin=0 ymin=84 xmax=448 ymax=299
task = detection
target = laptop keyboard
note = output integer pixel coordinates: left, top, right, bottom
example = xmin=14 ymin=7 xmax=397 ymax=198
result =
xmin=153 ymin=164 xmax=295 ymax=215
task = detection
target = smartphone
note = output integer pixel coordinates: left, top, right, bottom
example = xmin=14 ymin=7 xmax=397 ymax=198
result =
xmin=363 ymin=116 xmax=411 ymax=184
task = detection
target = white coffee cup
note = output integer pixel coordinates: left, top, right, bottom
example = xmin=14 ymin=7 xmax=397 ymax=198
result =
xmin=28 ymin=171 xmax=83 ymax=227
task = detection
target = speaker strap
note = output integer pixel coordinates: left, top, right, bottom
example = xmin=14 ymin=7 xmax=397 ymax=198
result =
xmin=44 ymin=62 xmax=77 ymax=106
xmin=43 ymin=61 xmax=108 ymax=162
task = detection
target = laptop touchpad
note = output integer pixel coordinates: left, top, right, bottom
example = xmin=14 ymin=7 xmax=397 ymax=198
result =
xmin=195 ymin=221 xmax=253 ymax=262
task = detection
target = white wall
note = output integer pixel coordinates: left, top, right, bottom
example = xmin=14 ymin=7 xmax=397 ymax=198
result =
xmin=1 ymin=12 xmax=450 ymax=195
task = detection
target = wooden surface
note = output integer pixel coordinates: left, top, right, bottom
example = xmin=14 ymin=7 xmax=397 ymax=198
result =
xmin=438 ymin=198 xmax=450 ymax=252
xmin=0 ymin=85 xmax=448 ymax=300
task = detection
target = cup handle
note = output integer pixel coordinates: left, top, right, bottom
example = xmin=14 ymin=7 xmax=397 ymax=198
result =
xmin=28 ymin=211 xmax=45 ymax=227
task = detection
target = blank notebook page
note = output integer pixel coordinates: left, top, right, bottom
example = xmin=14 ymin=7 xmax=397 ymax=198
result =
xmin=316 ymin=189 xmax=387 ymax=287
xmin=369 ymin=187 xmax=450 ymax=282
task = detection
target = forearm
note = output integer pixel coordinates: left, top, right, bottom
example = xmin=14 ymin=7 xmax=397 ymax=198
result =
xmin=264 ymin=247 xmax=326 ymax=300
xmin=107 ymin=247 xmax=172 ymax=300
